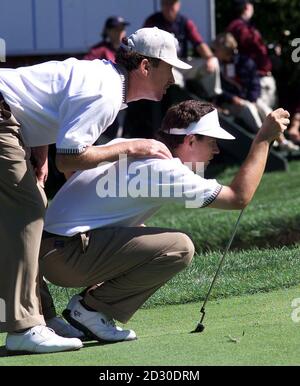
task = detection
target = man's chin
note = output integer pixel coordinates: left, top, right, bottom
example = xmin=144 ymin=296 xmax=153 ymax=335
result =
xmin=145 ymin=95 xmax=162 ymax=102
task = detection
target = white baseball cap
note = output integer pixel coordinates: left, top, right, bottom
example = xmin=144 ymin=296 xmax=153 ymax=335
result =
xmin=123 ymin=27 xmax=192 ymax=70
xmin=163 ymin=109 xmax=235 ymax=140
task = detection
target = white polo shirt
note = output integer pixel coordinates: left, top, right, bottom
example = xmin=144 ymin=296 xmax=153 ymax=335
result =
xmin=44 ymin=139 xmax=223 ymax=236
xmin=0 ymin=58 xmax=126 ymax=152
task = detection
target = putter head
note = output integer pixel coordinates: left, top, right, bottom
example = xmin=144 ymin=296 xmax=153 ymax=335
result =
xmin=190 ymin=323 xmax=205 ymax=334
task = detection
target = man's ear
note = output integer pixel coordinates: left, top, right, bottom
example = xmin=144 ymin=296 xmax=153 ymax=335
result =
xmin=184 ymin=135 xmax=196 ymax=147
xmin=140 ymin=59 xmax=151 ymax=76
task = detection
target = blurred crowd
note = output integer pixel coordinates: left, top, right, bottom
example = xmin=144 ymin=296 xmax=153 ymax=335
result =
xmin=83 ymin=0 xmax=300 ymax=153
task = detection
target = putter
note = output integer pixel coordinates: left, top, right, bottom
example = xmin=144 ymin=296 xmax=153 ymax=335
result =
xmin=191 ymin=209 xmax=245 ymax=333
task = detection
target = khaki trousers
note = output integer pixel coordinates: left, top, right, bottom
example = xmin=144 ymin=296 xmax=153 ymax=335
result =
xmin=0 ymin=107 xmax=47 ymax=333
xmin=40 ymin=227 xmax=195 ymax=324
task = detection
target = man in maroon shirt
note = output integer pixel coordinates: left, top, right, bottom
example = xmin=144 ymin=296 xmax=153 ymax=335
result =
xmin=144 ymin=0 xmax=221 ymax=98
xmin=226 ymin=0 xmax=277 ymax=108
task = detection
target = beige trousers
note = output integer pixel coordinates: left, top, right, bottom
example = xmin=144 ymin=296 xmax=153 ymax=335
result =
xmin=40 ymin=227 xmax=195 ymax=324
xmin=0 ymin=107 xmax=47 ymax=333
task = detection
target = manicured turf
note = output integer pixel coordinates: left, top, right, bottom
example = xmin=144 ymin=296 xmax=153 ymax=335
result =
xmin=1 ymin=286 xmax=300 ymax=366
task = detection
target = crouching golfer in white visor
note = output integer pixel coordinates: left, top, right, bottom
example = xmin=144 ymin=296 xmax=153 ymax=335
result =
xmin=39 ymin=100 xmax=289 ymax=343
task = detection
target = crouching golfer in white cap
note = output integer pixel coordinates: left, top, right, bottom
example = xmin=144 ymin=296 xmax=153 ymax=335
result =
xmin=39 ymin=100 xmax=289 ymax=343
xmin=0 ymin=27 xmax=192 ymax=354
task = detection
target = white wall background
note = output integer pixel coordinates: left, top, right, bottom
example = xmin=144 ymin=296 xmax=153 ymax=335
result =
xmin=0 ymin=0 xmax=215 ymax=56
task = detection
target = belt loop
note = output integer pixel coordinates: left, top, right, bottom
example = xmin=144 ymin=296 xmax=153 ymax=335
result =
xmin=80 ymin=232 xmax=90 ymax=253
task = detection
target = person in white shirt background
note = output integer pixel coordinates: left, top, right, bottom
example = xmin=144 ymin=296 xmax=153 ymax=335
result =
xmin=0 ymin=27 xmax=193 ymax=354
xmin=39 ymin=100 xmax=290 ymax=343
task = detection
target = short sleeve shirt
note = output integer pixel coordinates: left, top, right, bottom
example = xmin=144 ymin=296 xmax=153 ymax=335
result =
xmin=0 ymin=58 xmax=126 ymax=151
xmin=45 ymin=139 xmax=223 ymax=236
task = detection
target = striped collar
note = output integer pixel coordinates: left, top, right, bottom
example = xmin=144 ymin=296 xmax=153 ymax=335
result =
xmin=113 ymin=63 xmax=128 ymax=107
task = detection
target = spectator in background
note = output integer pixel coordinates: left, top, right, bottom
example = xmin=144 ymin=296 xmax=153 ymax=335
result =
xmin=213 ymin=33 xmax=269 ymax=131
xmin=84 ymin=16 xmax=130 ymax=62
xmin=84 ymin=16 xmax=130 ymax=141
xmin=144 ymin=0 xmax=222 ymax=98
xmin=213 ymin=33 xmax=298 ymax=151
xmin=226 ymin=0 xmax=277 ymax=109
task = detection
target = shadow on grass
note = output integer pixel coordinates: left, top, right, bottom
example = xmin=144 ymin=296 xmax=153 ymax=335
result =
xmin=83 ymin=341 xmax=115 ymax=348
xmin=0 ymin=345 xmax=47 ymax=358
xmin=232 ymin=229 xmax=300 ymax=252
xmin=0 ymin=345 xmax=29 ymax=358
xmin=0 ymin=341 xmax=123 ymax=358
xmin=0 ymin=346 xmax=8 ymax=357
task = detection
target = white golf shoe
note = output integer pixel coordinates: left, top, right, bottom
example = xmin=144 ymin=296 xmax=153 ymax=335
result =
xmin=65 ymin=294 xmax=83 ymax=313
xmin=5 ymin=325 xmax=83 ymax=354
xmin=67 ymin=299 xmax=137 ymax=342
xmin=62 ymin=293 xmax=84 ymax=326
xmin=46 ymin=316 xmax=85 ymax=339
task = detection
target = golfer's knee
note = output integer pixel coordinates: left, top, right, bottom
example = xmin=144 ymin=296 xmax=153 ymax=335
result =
xmin=172 ymin=232 xmax=195 ymax=267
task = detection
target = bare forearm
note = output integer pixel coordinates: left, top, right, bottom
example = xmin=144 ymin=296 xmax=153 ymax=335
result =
xmin=229 ymin=137 xmax=270 ymax=207
xmin=56 ymin=144 xmax=130 ymax=173
xmin=56 ymin=139 xmax=173 ymax=173
xmin=196 ymin=42 xmax=214 ymax=59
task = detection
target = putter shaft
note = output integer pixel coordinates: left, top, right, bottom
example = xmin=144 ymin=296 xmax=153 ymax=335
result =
xmin=197 ymin=209 xmax=245 ymax=327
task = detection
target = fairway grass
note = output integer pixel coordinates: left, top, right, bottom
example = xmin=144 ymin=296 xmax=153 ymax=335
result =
xmin=1 ymin=286 xmax=300 ymax=366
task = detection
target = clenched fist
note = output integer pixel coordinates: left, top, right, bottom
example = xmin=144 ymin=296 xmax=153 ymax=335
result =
xmin=258 ymin=108 xmax=290 ymax=143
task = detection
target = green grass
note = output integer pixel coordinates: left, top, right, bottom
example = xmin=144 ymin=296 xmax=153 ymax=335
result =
xmin=49 ymin=245 xmax=300 ymax=312
xmin=147 ymin=161 xmax=300 ymax=252
xmin=1 ymin=286 xmax=300 ymax=366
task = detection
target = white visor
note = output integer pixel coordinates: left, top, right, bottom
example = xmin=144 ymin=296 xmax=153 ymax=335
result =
xmin=163 ymin=109 xmax=235 ymax=140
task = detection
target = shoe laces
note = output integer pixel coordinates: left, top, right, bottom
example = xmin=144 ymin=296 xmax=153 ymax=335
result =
xmin=100 ymin=316 xmax=116 ymax=329
xmin=32 ymin=326 xmax=56 ymax=338
xmin=107 ymin=319 xmax=117 ymax=328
